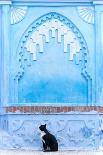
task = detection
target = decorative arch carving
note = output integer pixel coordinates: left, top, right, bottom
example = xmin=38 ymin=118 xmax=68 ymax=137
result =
xmin=14 ymin=12 xmax=92 ymax=103
xmin=16 ymin=12 xmax=89 ymax=79
xmin=77 ymin=6 xmax=94 ymax=24
xmin=10 ymin=6 xmax=28 ymax=25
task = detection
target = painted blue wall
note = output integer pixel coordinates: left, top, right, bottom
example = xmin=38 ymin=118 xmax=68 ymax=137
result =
xmin=18 ymin=32 xmax=88 ymax=104
xmin=10 ymin=5 xmax=94 ymax=105
xmin=0 ymin=6 xmax=1 ymax=104
xmin=0 ymin=0 xmax=103 ymax=151
xmin=0 ymin=6 xmax=2 ymax=105
xmin=0 ymin=0 xmax=103 ymax=106
xmin=0 ymin=112 xmax=100 ymax=150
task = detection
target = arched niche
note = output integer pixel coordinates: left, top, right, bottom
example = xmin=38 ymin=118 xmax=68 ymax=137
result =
xmin=14 ymin=12 xmax=91 ymax=105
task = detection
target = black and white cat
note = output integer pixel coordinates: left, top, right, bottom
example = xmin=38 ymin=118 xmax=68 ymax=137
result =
xmin=39 ymin=124 xmax=58 ymax=152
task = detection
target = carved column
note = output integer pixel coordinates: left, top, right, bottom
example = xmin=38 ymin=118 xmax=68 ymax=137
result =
xmin=1 ymin=3 xmax=11 ymax=105
xmin=0 ymin=6 xmax=1 ymax=105
xmin=94 ymin=3 xmax=103 ymax=104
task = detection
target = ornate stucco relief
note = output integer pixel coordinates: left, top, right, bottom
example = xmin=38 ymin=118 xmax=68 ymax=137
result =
xmin=77 ymin=7 xmax=94 ymax=24
xmin=0 ymin=114 xmax=99 ymax=150
xmin=16 ymin=12 xmax=89 ymax=80
xmin=25 ymin=19 xmax=81 ymax=61
xmin=10 ymin=6 xmax=27 ymax=24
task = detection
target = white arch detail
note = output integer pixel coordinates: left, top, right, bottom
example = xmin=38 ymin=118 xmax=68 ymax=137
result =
xmin=25 ymin=18 xmax=81 ymax=61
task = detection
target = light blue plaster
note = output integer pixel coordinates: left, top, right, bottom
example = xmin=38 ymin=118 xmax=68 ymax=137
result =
xmin=0 ymin=1 xmax=103 ymax=105
xmin=0 ymin=6 xmax=1 ymax=104
xmin=0 ymin=0 xmax=103 ymax=151
xmin=0 ymin=113 xmax=100 ymax=150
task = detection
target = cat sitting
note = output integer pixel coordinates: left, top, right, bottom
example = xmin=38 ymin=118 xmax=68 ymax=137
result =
xmin=39 ymin=124 xmax=58 ymax=152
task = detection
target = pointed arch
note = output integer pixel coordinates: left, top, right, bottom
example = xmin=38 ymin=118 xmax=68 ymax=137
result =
xmin=16 ymin=12 xmax=89 ymax=80
xmin=14 ymin=12 xmax=92 ymax=104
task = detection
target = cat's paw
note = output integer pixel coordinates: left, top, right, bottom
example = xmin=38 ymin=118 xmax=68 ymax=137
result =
xmin=42 ymin=149 xmax=46 ymax=152
xmin=42 ymin=149 xmax=49 ymax=152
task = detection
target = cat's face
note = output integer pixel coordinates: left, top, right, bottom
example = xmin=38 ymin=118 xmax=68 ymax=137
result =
xmin=39 ymin=124 xmax=46 ymax=131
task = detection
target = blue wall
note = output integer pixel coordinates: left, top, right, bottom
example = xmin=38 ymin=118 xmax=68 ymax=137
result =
xmin=18 ymin=22 xmax=88 ymax=104
xmin=0 ymin=112 xmax=100 ymax=150
xmin=0 ymin=0 xmax=103 ymax=151
xmin=0 ymin=0 xmax=103 ymax=106
xmin=0 ymin=6 xmax=1 ymax=104
xmin=18 ymin=42 xmax=87 ymax=104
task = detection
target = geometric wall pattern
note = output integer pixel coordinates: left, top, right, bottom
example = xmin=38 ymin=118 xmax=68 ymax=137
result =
xmin=25 ymin=18 xmax=81 ymax=61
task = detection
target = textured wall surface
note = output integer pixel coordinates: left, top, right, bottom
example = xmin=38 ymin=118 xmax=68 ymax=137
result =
xmin=1 ymin=0 xmax=102 ymax=105
xmin=0 ymin=113 xmax=100 ymax=150
xmin=0 ymin=6 xmax=1 ymax=104
xmin=0 ymin=0 xmax=103 ymax=151
xmin=12 ymin=7 xmax=91 ymax=105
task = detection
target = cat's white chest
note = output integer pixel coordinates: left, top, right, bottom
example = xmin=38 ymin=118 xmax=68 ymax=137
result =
xmin=40 ymin=131 xmax=46 ymax=138
xmin=40 ymin=131 xmax=46 ymax=143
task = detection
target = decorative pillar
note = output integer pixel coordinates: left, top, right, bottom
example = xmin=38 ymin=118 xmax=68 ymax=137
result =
xmin=101 ymin=13 xmax=103 ymax=53
xmin=0 ymin=1 xmax=11 ymax=106
xmin=94 ymin=1 xmax=103 ymax=104
xmin=0 ymin=6 xmax=2 ymax=105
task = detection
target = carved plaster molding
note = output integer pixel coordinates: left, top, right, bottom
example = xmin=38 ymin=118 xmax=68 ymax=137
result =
xmin=0 ymin=114 xmax=99 ymax=149
xmin=77 ymin=6 xmax=95 ymax=24
xmin=16 ymin=12 xmax=89 ymax=81
xmin=10 ymin=6 xmax=27 ymax=25
xmin=25 ymin=19 xmax=81 ymax=61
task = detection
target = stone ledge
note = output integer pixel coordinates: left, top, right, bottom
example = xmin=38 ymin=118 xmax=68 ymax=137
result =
xmin=4 ymin=106 xmax=103 ymax=113
xmin=0 ymin=150 xmax=102 ymax=155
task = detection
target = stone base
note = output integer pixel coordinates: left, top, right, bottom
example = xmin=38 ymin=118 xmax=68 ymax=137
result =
xmin=0 ymin=150 xmax=102 ymax=155
xmin=0 ymin=112 xmax=101 ymax=150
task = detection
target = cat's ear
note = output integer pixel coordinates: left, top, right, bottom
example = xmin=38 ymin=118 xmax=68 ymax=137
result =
xmin=44 ymin=124 xmax=46 ymax=127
